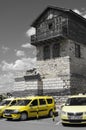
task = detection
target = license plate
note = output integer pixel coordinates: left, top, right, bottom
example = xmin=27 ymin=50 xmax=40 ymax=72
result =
xmin=69 ymin=116 xmax=81 ymax=120
xmin=5 ymin=113 xmax=10 ymax=116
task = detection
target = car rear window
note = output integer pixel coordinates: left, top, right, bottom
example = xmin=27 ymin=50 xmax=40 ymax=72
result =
xmin=47 ymin=99 xmax=53 ymax=104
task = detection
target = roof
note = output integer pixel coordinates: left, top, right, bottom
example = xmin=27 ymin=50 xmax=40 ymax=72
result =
xmin=69 ymin=94 xmax=86 ymax=98
xmin=4 ymin=97 xmax=15 ymax=100
xmin=31 ymin=5 xmax=86 ymax=27
xmin=25 ymin=96 xmax=53 ymax=99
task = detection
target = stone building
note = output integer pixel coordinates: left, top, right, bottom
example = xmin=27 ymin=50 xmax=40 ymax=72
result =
xmin=14 ymin=6 xmax=86 ymax=96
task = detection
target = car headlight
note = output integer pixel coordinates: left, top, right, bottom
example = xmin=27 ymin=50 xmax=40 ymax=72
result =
xmin=61 ymin=111 xmax=67 ymax=115
xmin=12 ymin=110 xmax=19 ymax=114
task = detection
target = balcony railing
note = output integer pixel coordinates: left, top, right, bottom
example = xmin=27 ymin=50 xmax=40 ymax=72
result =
xmin=31 ymin=23 xmax=68 ymax=44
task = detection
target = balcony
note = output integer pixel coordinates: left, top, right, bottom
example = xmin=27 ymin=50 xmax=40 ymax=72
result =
xmin=31 ymin=23 xmax=68 ymax=45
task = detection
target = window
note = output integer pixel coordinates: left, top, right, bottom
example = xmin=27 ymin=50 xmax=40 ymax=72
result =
xmin=65 ymin=98 xmax=86 ymax=106
xmin=0 ymin=100 xmax=10 ymax=106
xmin=15 ymin=100 xmax=31 ymax=106
xmin=75 ymin=44 xmax=81 ymax=58
xmin=48 ymin=23 xmax=53 ymax=30
xmin=47 ymin=99 xmax=53 ymax=104
xmin=43 ymin=45 xmax=50 ymax=60
xmin=53 ymin=43 xmax=60 ymax=58
xmin=31 ymin=100 xmax=38 ymax=106
xmin=57 ymin=16 xmax=62 ymax=24
xmin=10 ymin=100 xmax=17 ymax=106
xmin=39 ymin=99 xmax=46 ymax=105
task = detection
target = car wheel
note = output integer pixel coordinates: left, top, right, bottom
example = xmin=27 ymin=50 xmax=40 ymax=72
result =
xmin=62 ymin=123 xmax=67 ymax=126
xmin=7 ymin=118 xmax=12 ymax=121
xmin=49 ymin=110 xmax=53 ymax=117
xmin=20 ymin=112 xmax=28 ymax=121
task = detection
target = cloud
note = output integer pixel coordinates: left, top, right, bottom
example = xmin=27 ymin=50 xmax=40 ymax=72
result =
xmin=2 ymin=45 xmax=9 ymax=53
xmin=83 ymin=14 xmax=86 ymax=18
xmin=1 ymin=57 xmax=36 ymax=71
xmin=73 ymin=9 xmax=81 ymax=15
xmin=26 ymin=27 xmax=36 ymax=37
xmin=21 ymin=43 xmax=34 ymax=49
xmin=0 ymin=72 xmax=15 ymax=93
xmin=15 ymin=50 xmax=25 ymax=57
xmin=2 ymin=61 xmax=14 ymax=71
xmin=73 ymin=8 xmax=86 ymax=19
xmin=0 ymin=73 xmax=14 ymax=84
xmin=0 ymin=64 xmax=1 ymax=68
xmin=0 ymin=57 xmax=36 ymax=92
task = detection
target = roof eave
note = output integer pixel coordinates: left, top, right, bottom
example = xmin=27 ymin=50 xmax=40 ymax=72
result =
xmin=31 ymin=6 xmax=86 ymax=27
xmin=31 ymin=5 xmax=70 ymax=27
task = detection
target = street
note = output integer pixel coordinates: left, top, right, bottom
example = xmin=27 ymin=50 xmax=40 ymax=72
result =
xmin=0 ymin=116 xmax=86 ymax=130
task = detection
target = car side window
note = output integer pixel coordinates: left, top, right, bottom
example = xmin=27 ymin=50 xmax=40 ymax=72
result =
xmin=47 ymin=99 xmax=53 ymax=104
xmin=10 ymin=100 xmax=16 ymax=106
xmin=31 ymin=99 xmax=38 ymax=106
xmin=39 ymin=99 xmax=46 ymax=105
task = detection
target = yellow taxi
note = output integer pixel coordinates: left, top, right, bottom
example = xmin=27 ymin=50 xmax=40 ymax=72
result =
xmin=61 ymin=94 xmax=86 ymax=125
xmin=3 ymin=96 xmax=56 ymax=120
xmin=0 ymin=97 xmax=18 ymax=117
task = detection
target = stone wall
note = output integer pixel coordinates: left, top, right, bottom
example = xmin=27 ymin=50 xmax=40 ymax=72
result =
xmin=37 ymin=56 xmax=70 ymax=78
xmin=67 ymin=40 xmax=86 ymax=94
xmin=42 ymin=77 xmax=70 ymax=95
xmin=68 ymin=40 xmax=86 ymax=76
xmin=37 ymin=39 xmax=69 ymax=60
xmin=14 ymin=80 xmax=38 ymax=91
xmin=70 ymin=74 xmax=86 ymax=94
xmin=13 ymin=75 xmax=71 ymax=96
xmin=36 ymin=39 xmax=86 ymax=95
xmin=13 ymin=38 xmax=86 ymax=95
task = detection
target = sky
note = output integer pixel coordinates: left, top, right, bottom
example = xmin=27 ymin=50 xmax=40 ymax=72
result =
xmin=0 ymin=0 xmax=86 ymax=93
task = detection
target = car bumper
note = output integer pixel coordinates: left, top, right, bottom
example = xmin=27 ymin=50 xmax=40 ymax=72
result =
xmin=0 ymin=112 xmax=3 ymax=117
xmin=61 ymin=115 xmax=86 ymax=124
xmin=3 ymin=113 xmax=20 ymax=120
xmin=61 ymin=119 xmax=86 ymax=124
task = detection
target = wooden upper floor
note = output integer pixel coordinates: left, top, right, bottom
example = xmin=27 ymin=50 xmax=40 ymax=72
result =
xmin=31 ymin=6 xmax=86 ymax=45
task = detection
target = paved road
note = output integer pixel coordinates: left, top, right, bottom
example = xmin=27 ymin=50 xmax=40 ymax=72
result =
xmin=0 ymin=116 xmax=86 ymax=130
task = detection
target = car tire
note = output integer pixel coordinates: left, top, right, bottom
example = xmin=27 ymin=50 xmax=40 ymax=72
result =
xmin=49 ymin=110 xmax=53 ymax=117
xmin=20 ymin=112 xmax=28 ymax=121
xmin=7 ymin=118 xmax=12 ymax=121
xmin=62 ymin=123 xmax=67 ymax=126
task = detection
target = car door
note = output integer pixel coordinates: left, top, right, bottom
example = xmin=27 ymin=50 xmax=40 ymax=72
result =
xmin=29 ymin=99 xmax=38 ymax=117
xmin=38 ymin=99 xmax=48 ymax=117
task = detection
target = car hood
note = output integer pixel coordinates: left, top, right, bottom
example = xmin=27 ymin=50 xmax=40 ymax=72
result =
xmin=5 ymin=106 xmax=26 ymax=111
xmin=62 ymin=106 xmax=86 ymax=113
xmin=0 ymin=106 xmax=6 ymax=110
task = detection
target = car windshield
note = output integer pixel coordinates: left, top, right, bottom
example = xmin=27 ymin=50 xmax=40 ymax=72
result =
xmin=0 ymin=100 xmax=11 ymax=106
xmin=14 ymin=99 xmax=31 ymax=106
xmin=65 ymin=97 xmax=86 ymax=106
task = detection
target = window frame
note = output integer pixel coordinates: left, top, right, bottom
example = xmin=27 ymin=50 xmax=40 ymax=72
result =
xmin=75 ymin=43 xmax=81 ymax=58
xmin=43 ymin=45 xmax=50 ymax=60
xmin=39 ymin=99 xmax=46 ymax=105
xmin=52 ymin=43 xmax=60 ymax=58
xmin=47 ymin=99 xmax=53 ymax=104
xmin=30 ymin=99 xmax=38 ymax=106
